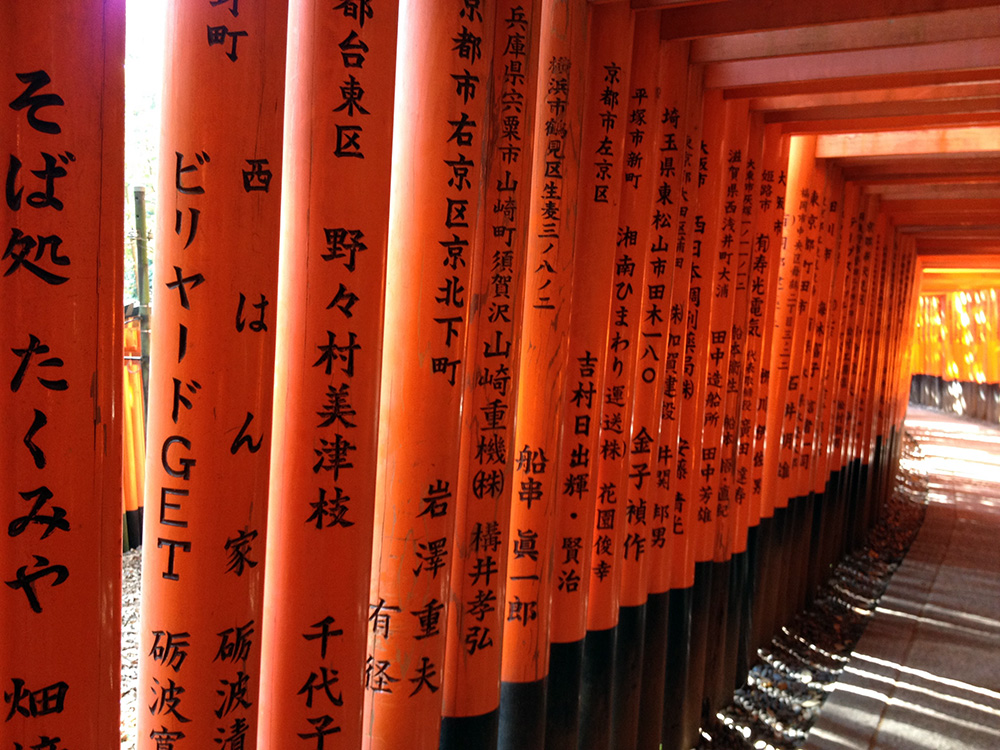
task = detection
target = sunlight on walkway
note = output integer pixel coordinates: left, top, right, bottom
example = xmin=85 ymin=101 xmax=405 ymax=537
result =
xmin=804 ymin=406 xmax=1000 ymax=750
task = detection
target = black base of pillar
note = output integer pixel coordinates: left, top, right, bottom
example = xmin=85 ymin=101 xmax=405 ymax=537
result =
xmin=611 ymin=603 xmax=646 ymax=750
xmin=498 ymin=677 xmax=547 ymax=750
xmin=440 ymin=708 xmax=499 ymax=750
xmin=735 ymin=527 xmax=758 ymax=690
xmin=662 ymin=586 xmax=693 ymax=750
xmin=637 ymin=592 xmax=670 ymax=750
xmin=546 ymin=639 xmax=584 ymax=750
xmin=125 ymin=507 xmax=143 ymax=549
xmin=579 ymin=626 xmax=617 ymax=750
xmin=723 ymin=551 xmax=746 ymax=699
xmin=704 ymin=558 xmax=732 ymax=721
xmin=685 ymin=561 xmax=714 ymax=743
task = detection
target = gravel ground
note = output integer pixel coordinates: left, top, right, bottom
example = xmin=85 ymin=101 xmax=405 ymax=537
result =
xmin=121 ymin=547 xmax=141 ymax=749
xmin=119 ymin=438 xmax=927 ymax=750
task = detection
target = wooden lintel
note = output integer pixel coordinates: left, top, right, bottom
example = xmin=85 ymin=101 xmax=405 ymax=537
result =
xmin=689 ymin=7 xmax=1000 ymax=62
xmin=722 ymin=68 xmax=1000 ymax=100
xmin=779 ymin=112 xmax=1000 ymax=135
xmin=762 ymin=97 xmax=1000 ymax=125
xmin=863 ymin=184 xmax=1000 ymax=201
xmin=752 ymin=82 xmax=1000 ymax=112
xmin=705 ymin=38 xmax=999 ymax=89
xmin=816 ymin=126 xmax=1000 ymax=158
xmin=839 ymin=155 xmax=1000 ymax=179
xmin=918 ymin=252 xmax=1000 ymax=266
xmin=650 ymin=0 xmax=1000 ymax=40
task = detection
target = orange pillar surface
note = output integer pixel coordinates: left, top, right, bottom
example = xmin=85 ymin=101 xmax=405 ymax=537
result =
xmin=747 ymin=129 xmax=789 ymax=528
xmin=1 ymin=4 xmax=124 ymax=747
xmin=720 ymin=109 xmax=759 ymax=559
xmin=257 ymin=2 xmax=398 ymax=748
xmin=616 ymin=15 xmax=671 ymax=618
xmin=571 ymin=0 xmax=636 ymax=642
xmin=442 ymin=0 xmax=541 ymax=731
xmin=812 ymin=179 xmax=857 ymax=496
xmin=762 ymin=136 xmax=811 ymax=514
xmin=830 ymin=194 xmax=869 ymax=482
xmin=791 ymin=158 xmax=834 ymax=500
xmin=666 ymin=66 xmax=705 ymax=593
xmin=499 ymin=0 xmax=587 ymax=699
xmin=703 ymin=98 xmax=750 ymax=565
xmin=644 ymin=40 xmax=689 ymax=599
xmin=780 ymin=137 xmax=824 ymax=508
xmin=124 ymin=317 xmax=147 ymax=547
xmin=366 ymin=3 xmax=494 ymax=749
xmin=687 ymin=88 xmax=727 ymax=569
xmin=138 ymin=2 xmax=288 ymax=747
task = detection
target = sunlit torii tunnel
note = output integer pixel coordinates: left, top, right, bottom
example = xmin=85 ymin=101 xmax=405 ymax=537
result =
xmin=3 ymin=1 xmax=1000 ymax=749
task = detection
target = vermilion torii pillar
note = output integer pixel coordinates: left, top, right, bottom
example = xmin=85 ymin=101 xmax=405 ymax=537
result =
xmin=637 ymin=39 xmax=691 ymax=750
xmin=257 ymin=2 xmax=399 ymax=749
xmin=138 ymin=1 xmax=288 ymax=747
xmin=1 ymin=3 xmax=124 ymax=748
xmin=441 ymin=2 xmax=540 ymax=747
xmin=608 ymin=18 xmax=668 ymax=750
xmin=366 ymin=2 xmax=494 ymax=749
xmin=497 ymin=1 xmax=587 ymax=748
xmin=549 ymin=5 xmax=634 ymax=749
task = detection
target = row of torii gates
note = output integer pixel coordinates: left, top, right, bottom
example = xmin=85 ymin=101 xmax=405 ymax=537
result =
xmin=3 ymin=1 xmax=999 ymax=750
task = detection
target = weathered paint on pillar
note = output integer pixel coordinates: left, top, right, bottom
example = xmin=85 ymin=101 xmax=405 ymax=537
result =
xmin=366 ymin=2 xmax=494 ymax=749
xmin=257 ymin=2 xmax=398 ymax=748
xmin=441 ymin=0 xmax=540 ymax=738
xmin=1 ymin=3 xmax=124 ymax=747
xmin=138 ymin=2 xmax=287 ymax=747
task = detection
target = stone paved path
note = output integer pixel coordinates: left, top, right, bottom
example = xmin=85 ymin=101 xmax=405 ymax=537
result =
xmin=804 ymin=406 xmax=1000 ymax=750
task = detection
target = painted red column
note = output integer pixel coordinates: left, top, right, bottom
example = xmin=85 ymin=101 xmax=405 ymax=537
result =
xmin=686 ymin=89 xmax=727 ymax=571
xmin=1 ymin=3 xmax=124 ymax=747
xmin=138 ymin=2 xmax=288 ymax=747
xmin=643 ymin=40 xmax=690 ymax=602
xmin=610 ymin=12 xmax=670 ymax=631
xmin=497 ymin=0 xmax=588 ymax=744
xmin=441 ymin=1 xmax=540 ymax=745
xmin=704 ymin=98 xmax=751 ymax=566
xmin=257 ymin=3 xmax=398 ymax=748
xmin=637 ymin=41 xmax=692 ymax=750
xmin=812 ymin=179 xmax=858 ymax=501
xmin=762 ymin=136 xmax=811 ymax=516
xmin=746 ymin=128 xmax=789 ymax=533
xmin=722 ymin=112 xmax=760 ymax=563
xmin=659 ymin=61 xmax=705 ymax=750
xmin=365 ymin=2 xmax=494 ymax=749
xmin=548 ymin=5 xmax=635 ymax=749
xmin=666 ymin=64 xmax=705 ymax=597
xmin=569 ymin=4 xmax=642 ymax=648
